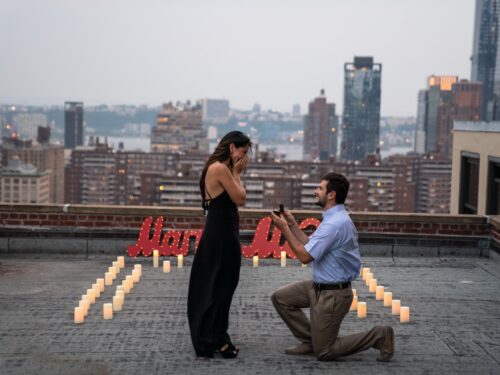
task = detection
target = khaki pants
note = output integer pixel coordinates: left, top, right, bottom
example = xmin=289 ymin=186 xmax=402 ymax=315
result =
xmin=271 ymin=280 xmax=386 ymax=361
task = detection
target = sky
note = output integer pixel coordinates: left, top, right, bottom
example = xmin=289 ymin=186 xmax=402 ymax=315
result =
xmin=0 ymin=0 xmax=475 ymax=116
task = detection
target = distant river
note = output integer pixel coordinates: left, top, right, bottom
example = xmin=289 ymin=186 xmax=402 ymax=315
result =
xmin=87 ymin=136 xmax=413 ymax=161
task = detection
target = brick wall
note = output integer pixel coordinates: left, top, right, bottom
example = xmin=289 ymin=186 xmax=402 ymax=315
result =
xmin=0 ymin=203 xmax=492 ymax=237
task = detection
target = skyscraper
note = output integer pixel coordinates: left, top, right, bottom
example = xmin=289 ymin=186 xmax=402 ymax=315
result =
xmin=413 ymin=76 xmax=482 ymax=158
xmin=470 ymin=0 xmax=500 ymax=120
xmin=303 ymin=90 xmax=338 ymax=161
xmin=341 ymin=56 xmax=382 ymax=161
xmin=64 ymin=101 xmax=84 ymax=149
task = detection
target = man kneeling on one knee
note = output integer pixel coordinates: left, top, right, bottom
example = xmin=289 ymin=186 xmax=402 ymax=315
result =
xmin=270 ymin=172 xmax=394 ymax=362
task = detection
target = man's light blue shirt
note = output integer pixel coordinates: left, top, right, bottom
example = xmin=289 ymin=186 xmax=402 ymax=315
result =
xmin=304 ymin=204 xmax=361 ymax=284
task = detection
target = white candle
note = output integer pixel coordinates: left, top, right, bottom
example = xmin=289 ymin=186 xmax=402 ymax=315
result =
xmin=92 ymin=283 xmax=101 ymax=298
xmin=352 ymin=288 xmax=357 ymax=297
xmin=103 ymin=303 xmax=113 ymax=320
xmin=369 ymin=279 xmax=377 ymax=293
xmin=134 ymin=264 xmax=142 ymax=277
xmin=362 ymin=267 xmax=370 ymax=280
xmin=281 ymin=251 xmax=286 ymax=267
xmin=350 ymin=295 xmax=358 ymax=311
xmin=86 ymin=289 xmax=96 ymax=304
xmin=392 ymin=299 xmax=401 ymax=315
xmin=74 ymin=307 xmax=84 ymax=324
xmin=112 ymin=261 xmax=120 ymax=274
xmin=116 ymin=290 xmax=125 ymax=301
xmin=163 ymin=260 xmax=171 ymax=273
xmin=376 ymin=285 xmax=384 ymax=300
xmin=96 ymin=278 xmax=105 ymax=293
xmin=113 ymin=295 xmax=123 ymax=312
xmin=400 ymin=306 xmax=410 ymax=323
xmin=116 ymin=285 xmax=124 ymax=294
xmin=301 ymin=262 xmax=307 ymax=267
xmin=253 ymin=255 xmax=259 ymax=267
xmin=153 ymin=249 xmax=159 ymax=268
xmin=178 ymin=254 xmax=183 ymax=268
xmin=108 ymin=266 xmax=117 ymax=280
xmin=383 ymin=292 xmax=393 ymax=307
xmin=126 ymin=275 xmax=134 ymax=291
xmin=123 ymin=280 xmax=131 ymax=294
xmin=117 ymin=256 xmax=125 ymax=269
xmin=357 ymin=301 xmax=367 ymax=318
xmin=104 ymin=272 xmax=113 ymax=286
xmin=132 ymin=269 xmax=140 ymax=282
xmin=365 ymin=273 xmax=373 ymax=286
xmin=79 ymin=299 xmax=89 ymax=317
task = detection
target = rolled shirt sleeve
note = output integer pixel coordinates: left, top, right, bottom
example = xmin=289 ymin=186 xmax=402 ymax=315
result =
xmin=304 ymin=222 xmax=338 ymax=262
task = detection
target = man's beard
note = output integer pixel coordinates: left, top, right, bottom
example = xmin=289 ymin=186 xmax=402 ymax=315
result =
xmin=314 ymin=195 xmax=326 ymax=208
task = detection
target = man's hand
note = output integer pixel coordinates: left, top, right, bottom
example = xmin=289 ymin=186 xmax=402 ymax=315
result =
xmin=282 ymin=209 xmax=297 ymax=227
xmin=271 ymin=211 xmax=288 ymax=231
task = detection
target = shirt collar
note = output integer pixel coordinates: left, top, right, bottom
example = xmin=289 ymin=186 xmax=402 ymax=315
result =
xmin=322 ymin=204 xmax=345 ymax=219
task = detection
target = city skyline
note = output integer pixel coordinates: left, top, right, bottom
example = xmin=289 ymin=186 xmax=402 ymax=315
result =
xmin=0 ymin=0 xmax=474 ymax=116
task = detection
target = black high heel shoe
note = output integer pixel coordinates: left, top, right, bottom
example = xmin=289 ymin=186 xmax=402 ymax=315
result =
xmin=217 ymin=342 xmax=239 ymax=358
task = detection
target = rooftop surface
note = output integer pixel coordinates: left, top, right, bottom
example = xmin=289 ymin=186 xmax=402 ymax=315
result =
xmin=1 ymin=254 xmax=499 ymax=375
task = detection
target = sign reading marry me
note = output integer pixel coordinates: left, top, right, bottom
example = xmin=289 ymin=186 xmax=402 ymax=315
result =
xmin=127 ymin=216 xmax=320 ymax=259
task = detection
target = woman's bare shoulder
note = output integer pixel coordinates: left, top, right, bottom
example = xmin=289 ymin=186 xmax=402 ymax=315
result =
xmin=208 ymin=161 xmax=228 ymax=174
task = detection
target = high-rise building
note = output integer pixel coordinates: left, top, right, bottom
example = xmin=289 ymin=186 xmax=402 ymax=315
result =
xmin=341 ymin=56 xmax=382 ymax=161
xmin=1 ymin=140 xmax=65 ymax=203
xmin=64 ymin=102 xmax=84 ymax=149
xmin=414 ymin=76 xmax=482 ymax=157
xmin=471 ymin=0 xmax=500 ymax=120
xmin=0 ymin=159 xmax=50 ymax=204
xmin=151 ymin=102 xmax=208 ymax=154
xmin=303 ymin=90 xmax=338 ymax=161
xmin=201 ymin=99 xmax=230 ymax=125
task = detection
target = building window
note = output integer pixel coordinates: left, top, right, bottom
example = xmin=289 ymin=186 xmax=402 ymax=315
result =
xmin=487 ymin=157 xmax=500 ymax=215
xmin=459 ymin=152 xmax=479 ymax=214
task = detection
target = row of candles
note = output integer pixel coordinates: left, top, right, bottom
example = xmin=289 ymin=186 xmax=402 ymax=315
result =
xmin=74 ymin=256 xmax=145 ymax=323
xmin=351 ymin=267 xmax=411 ymax=323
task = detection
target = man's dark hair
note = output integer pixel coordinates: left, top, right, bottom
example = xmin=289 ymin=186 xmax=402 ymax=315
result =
xmin=323 ymin=172 xmax=350 ymax=204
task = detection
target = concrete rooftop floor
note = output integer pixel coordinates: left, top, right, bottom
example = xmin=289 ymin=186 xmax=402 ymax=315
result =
xmin=0 ymin=254 xmax=500 ymax=375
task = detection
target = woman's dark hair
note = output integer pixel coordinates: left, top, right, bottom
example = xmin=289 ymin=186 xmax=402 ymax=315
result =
xmin=323 ymin=172 xmax=350 ymax=204
xmin=200 ymin=131 xmax=252 ymax=209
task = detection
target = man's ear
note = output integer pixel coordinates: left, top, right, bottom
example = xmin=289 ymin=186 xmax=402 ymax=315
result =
xmin=328 ymin=190 xmax=337 ymax=203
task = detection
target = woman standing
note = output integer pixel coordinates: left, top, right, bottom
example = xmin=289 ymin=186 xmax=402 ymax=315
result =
xmin=187 ymin=131 xmax=251 ymax=358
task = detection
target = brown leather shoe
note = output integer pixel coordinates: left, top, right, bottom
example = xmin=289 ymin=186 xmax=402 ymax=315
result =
xmin=285 ymin=342 xmax=314 ymax=355
xmin=376 ymin=326 xmax=395 ymax=362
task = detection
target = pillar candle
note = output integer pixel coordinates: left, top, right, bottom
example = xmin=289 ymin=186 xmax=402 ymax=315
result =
xmin=103 ymin=303 xmax=113 ymax=320
xmin=117 ymin=256 xmax=125 ymax=269
xmin=369 ymin=279 xmax=377 ymax=293
xmin=74 ymin=307 xmax=84 ymax=324
xmin=376 ymin=285 xmax=385 ymax=300
xmin=134 ymin=264 xmax=142 ymax=277
xmin=153 ymin=249 xmax=159 ymax=268
xmin=365 ymin=273 xmax=373 ymax=286
xmin=301 ymin=262 xmax=307 ymax=267
xmin=362 ymin=267 xmax=370 ymax=280
xmin=357 ymin=302 xmax=367 ymax=318
xmin=126 ymin=275 xmax=134 ymax=291
xmin=108 ymin=266 xmax=117 ymax=280
xmin=281 ymin=251 xmax=286 ymax=267
xmin=400 ymin=306 xmax=410 ymax=323
xmin=112 ymin=261 xmax=120 ymax=274
xmin=86 ymin=289 xmax=96 ymax=304
xmin=79 ymin=299 xmax=89 ymax=317
xmin=113 ymin=295 xmax=123 ymax=312
xmin=178 ymin=254 xmax=183 ymax=268
xmin=383 ymin=292 xmax=393 ymax=307
xmin=352 ymin=288 xmax=357 ymax=297
xmin=253 ymin=255 xmax=259 ymax=267
xmin=132 ymin=269 xmax=140 ymax=282
xmin=104 ymin=272 xmax=113 ymax=286
xmin=163 ymin=260 xmax=171 ymax=273
xmin=123 ymin=280 xmax=131 ymax=294
xmin=392 ymin=299 xmax=401 ymax=315
xmin=96 ymin=278 xmax=105 ymax=293
xmin=92 ymin=283 xmax=101 ymax=298
xmin=350 ymin=295 xmax=358 ymax=311
xmin=116 ymin=285 xmax=124 ymax=294
xmin=116 ymin=290 xmax=125 ymax=301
